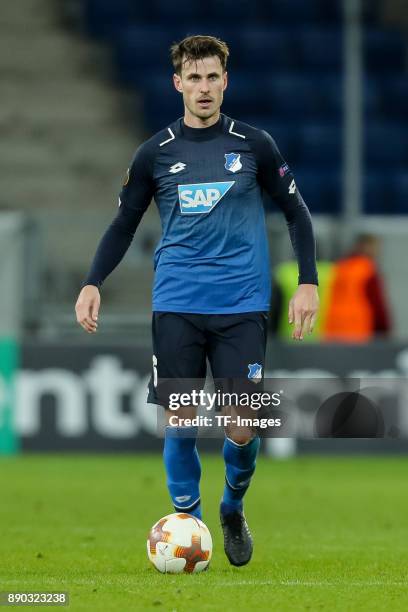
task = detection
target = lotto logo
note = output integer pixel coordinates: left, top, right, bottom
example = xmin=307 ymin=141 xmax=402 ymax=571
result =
xmin=169 ymin=162 xmax=186 ymax=174
xmin=178 ymin=181 xmax=235 ymax=214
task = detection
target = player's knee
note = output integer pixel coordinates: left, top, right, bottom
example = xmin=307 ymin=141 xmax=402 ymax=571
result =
xmin=225 ymin=426 xmax=255 ymax=445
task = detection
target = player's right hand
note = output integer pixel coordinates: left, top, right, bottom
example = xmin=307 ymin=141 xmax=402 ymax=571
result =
xmin=75 ymin=285 xmax=100 ymax=333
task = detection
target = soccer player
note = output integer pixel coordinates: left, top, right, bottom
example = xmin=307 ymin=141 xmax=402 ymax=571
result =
xmin=75 ymin=35 xmax=319 ymax=567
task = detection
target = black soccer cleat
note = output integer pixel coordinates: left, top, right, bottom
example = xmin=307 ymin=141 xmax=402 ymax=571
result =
xmin=220 ymin=509 xmax=253 ymax=566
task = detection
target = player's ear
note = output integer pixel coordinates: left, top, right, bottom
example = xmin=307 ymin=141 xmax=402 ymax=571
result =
xmin=173 ymin=73 xmax=183 ymax=93
xmin=222 ymin=71 xmax=228 ymax=91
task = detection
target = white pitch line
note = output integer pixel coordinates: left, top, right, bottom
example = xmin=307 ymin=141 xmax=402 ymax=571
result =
xmin=215 ymin=581 xmax=408 ymax=587
xmin=3 ymin=578 xmax=407 ymax=588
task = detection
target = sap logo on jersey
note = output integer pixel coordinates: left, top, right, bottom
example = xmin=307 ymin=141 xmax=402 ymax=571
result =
xmin=178 ymin=181 xmax=235 ymax=214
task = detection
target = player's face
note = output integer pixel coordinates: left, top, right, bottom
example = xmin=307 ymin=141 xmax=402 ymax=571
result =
xmin=173 ymin=56 xmax=227 ymax=124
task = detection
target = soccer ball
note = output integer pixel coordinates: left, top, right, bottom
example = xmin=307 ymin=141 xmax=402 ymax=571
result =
xmin=147 ymin=513 xmax=213 ymax=573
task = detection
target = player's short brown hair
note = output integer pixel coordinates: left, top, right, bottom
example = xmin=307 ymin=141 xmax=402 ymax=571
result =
xmin=170 ymin=35 xmax=229 ymax=75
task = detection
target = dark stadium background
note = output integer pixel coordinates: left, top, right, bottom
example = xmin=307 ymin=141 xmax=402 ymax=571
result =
xmin=1 ymin=0 xmax=407 ymax=454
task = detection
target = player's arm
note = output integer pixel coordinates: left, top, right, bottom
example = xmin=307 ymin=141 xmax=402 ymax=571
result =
xmin=75 ymin=143 xmax=155 ymax=333
xmin=255 ymin=130 xmax=319 ymax=340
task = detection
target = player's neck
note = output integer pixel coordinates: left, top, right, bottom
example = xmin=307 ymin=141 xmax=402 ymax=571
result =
xmin=183 ymin=109 xmax=221 ymax=129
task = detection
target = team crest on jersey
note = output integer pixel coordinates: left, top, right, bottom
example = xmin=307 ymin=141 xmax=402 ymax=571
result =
xmin=248 ymin=363 xmax=262 ymax=383
xmin=178 ymin=181 xmax=234 ymax=214
xmin=224 ymin=153 xmax=242 ymax=173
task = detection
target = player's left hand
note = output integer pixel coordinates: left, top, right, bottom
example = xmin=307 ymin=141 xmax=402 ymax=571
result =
xmin=288 ymin=284 xmax=319 ymax=340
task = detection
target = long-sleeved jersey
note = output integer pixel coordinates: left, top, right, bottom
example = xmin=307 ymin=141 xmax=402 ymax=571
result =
xmin=84 ymin=114 xmax=318 ymax=313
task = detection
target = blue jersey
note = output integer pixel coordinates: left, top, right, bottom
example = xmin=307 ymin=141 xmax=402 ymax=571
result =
xmin=84 ymin=114 xmax=317 ymax=313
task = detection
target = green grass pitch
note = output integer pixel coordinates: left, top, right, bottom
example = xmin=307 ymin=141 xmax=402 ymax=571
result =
xmin=1 ymin=454 xmax=408 ymax=611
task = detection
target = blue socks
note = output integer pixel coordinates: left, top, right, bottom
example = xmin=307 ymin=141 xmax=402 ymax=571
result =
xmin=163 ymin=426 xmax=202 ymax=519
xmin=221 ymin=436 xmax=260 ymax=516
xmin=163 ymin=428 xmax=260 ymax=520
